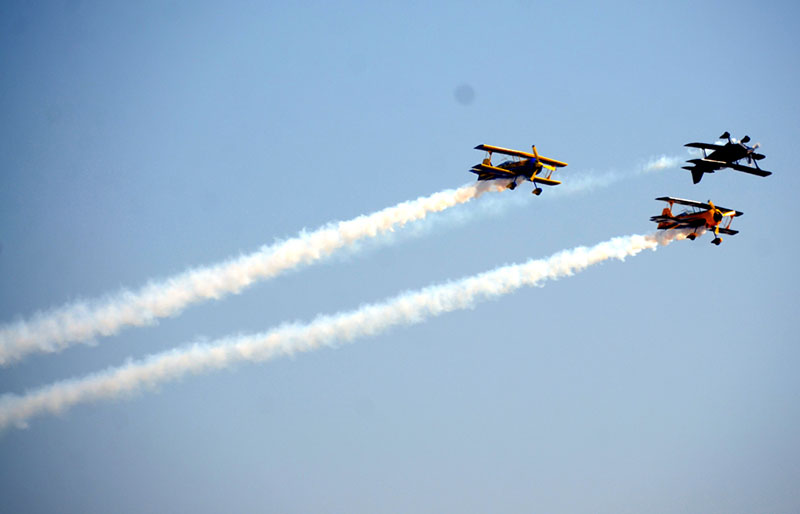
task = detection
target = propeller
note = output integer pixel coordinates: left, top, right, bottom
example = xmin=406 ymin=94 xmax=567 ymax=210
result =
xmin=708 ymin=200 xmax=727 ymax=223
xmin=745 ymin=142 xmax=763 ymax=165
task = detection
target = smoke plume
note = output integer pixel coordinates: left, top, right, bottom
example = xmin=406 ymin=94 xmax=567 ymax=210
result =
xmin=0 ymin=181 xmax=506 ymax=365
xmin=0 ymin=230 xmax=690 ymax=431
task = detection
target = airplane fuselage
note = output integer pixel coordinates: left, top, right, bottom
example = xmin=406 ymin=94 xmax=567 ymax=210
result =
xmin=675 ymin=210 xmax=721 ymax=229
xmin=495 ymin=159 xmax=542 ymax=178
xmin=655 ymin=207 xmax=722 ymax=231
xmin=705 ymin=143 xmax=752 ymax=165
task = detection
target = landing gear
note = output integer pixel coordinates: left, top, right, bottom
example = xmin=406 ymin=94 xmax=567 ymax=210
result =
xmin=687 ymin=233 xmax=697 ymax=240
xmin=711 ymin=227 xmax=722 ymax=245
xmin=532 ymin=187 xmax=543 ymax=196
xmin=507 ymin=181 xmax=517 ymax=190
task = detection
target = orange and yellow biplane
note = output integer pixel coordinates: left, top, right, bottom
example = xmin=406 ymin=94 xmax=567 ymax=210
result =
xmin=469 ymin=144 xmax=568 ymax=195
xmin=650 ymin=196 xmax=743 ymax=245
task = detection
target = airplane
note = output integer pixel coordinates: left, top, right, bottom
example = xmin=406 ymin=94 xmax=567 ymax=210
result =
xmin=683 ymin=131 xmax=772 ymax=184
xmin=469 ymin=144 xmax=568 ymax=195
xmin=650 ymin=196 xmax=743 ymax=245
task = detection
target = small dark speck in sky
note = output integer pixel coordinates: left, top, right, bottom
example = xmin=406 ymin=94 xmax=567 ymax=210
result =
xmin=453 ymin=84 xmax=475 ymax=106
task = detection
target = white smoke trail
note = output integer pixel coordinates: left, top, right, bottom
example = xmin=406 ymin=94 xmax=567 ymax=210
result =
xmin=0 ymin=151 xmax=685 ymax=365
xmin=642 ymin=154 xmax=684 ymax=172
xmin=557 ymin=153 xmax=683 ymax=194
xmin=0 ymin=230 xmax=690 ymax=431
xmin=0 ymin=181 xmax=507 ymax=365
xmin=436 ymin=153 xmax=686 ymax=226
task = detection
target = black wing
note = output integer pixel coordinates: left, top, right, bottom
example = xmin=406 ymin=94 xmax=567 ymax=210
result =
xmin=726 ymin=162 xmax=772 ymax=177
xmin=685 ymin=142 xmax=725 ymax=151
xmin=654 ymin=197 xmax=711 ymax=210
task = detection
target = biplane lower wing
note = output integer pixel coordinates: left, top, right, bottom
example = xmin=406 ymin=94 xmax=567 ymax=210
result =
xmin=470 ymin=163 xmax=561 ymax=185
xmin=531 ymin=175 xmax=561 ymax=186
xmin=726 ymin=162 xmax=772 ymax=177
xmin=649 ymin=216 xmax=739 ymax=237
xmin=684 ymin=157 xmax=772 ymax=178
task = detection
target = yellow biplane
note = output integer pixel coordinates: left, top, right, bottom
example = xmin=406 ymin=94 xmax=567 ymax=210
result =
xmin=469 ymin=144 xmax=568 ymax=195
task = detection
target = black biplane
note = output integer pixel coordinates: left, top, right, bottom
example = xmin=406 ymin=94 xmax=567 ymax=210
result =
xmin=650 ymin=196 xmax=743 ymax=245
xmin=469 ymin=144 xmax=567 ymax=195
xmin=683 ymin=131 xmax=772 ymax=184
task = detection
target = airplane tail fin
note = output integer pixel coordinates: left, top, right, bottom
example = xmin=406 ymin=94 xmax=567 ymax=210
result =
xmin=691 ymin=168 xmax=704 ymax=184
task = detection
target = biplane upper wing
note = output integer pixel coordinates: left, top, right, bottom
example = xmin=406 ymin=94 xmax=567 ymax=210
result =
xmin=474 ymin=144 xmax=568 ymax=168
xmin=475 ymin=144 xmax=535 ymax=159
xmin=725 ymin=161 xmax=772 ymax=177
xmin=655 ymin=197 xmax=743 ymax=217
xmin=536 ymin=155 xmax=568 ymax=168
xmin=655 ymin=196 xmax=710 ymax=209
xmin=685 ymin=142 xmax=725 ymax=151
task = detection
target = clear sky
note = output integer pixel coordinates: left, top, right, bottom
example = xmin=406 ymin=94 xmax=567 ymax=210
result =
xmin=1 ymin=1 xmax=799 ymax=512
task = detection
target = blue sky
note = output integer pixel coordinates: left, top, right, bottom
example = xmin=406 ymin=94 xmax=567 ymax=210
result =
xmin=1 ymin=1 xmax=799 ymax=512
